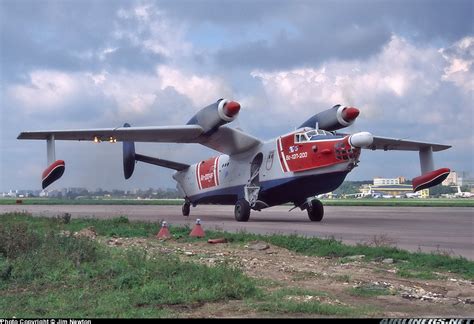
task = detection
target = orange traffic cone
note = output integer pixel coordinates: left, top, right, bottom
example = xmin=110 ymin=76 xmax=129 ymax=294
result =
xmin=189 ymin=219 xmax=206 ymax=237
xmin=156 ymin=221 xmax=171 ymax=239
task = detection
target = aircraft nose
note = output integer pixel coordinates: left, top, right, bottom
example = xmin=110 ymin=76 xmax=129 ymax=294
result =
xmin=349 ymin=132 xmax=373 ymax=148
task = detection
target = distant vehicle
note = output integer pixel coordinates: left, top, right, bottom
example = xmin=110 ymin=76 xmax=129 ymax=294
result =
xmin=453 ymin=186 xmax=472 ymax=198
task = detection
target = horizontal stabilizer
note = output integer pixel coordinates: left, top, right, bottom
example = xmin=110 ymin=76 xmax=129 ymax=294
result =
xmin=412 ymin=168 xmax=450 ymax=192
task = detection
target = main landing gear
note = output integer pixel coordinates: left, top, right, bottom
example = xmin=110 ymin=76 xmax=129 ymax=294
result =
xmin=234 ymin=199 xmax=251 ymax=222
xmin=307 ymin=199 xmax=324 ymax=222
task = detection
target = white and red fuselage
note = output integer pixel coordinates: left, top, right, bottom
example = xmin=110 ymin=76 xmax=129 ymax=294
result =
xmin=174 ymin=128 xmax=369 ymax=209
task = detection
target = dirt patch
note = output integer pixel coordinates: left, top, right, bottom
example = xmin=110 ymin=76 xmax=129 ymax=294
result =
xmin=99 ymin=236 xmax=473 ymax=317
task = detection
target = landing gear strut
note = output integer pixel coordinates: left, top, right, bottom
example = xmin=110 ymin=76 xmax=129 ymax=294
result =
xmin=307 ymin=199 xmax=324 ymax=222
xmin=234 ymin=199 xmax=251 ymax=222
xmin=182 ymin=201 xmax=190 ymax=217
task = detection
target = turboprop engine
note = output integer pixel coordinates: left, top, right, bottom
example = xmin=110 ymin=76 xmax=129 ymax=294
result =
xmin=298 ymin=104 xmax=360 ymax=131
xmin=186 ymin=98 xmax=240 ymax=133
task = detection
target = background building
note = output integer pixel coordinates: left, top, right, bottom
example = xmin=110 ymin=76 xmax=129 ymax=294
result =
xmin=359 ymin=177 xmax=429 ymax=198
xmin=373 ymin=176 xmax=406 ymax=186
xmin=442 ymin=171 xmax=458 ymax=186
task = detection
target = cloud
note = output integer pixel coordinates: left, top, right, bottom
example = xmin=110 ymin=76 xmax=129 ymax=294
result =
xmin=209 ymin=0 xmax=473 ymax=70
xmin=156 ymin=65 xmax=232 ymax=107
xmin=440 ymin=37 xmax=474 ymax=93
xmin=114 ymin=3 xmax=192 ymax=59
xmin=250 ymin=35 xmax=469 ymax=128
xmin=8 ymin=71 xmax=80 ymax=112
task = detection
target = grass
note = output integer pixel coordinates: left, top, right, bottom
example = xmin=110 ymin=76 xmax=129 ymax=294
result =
xmin=348 ymin=284 xmax=392 ymax=297
xmin=264 ymin=235 xmax=473 ymax=280
xmin=249 ymin=287 xmax=358 ymax=316
xmin=0 ymin=198 xmax=185 ymax=205
xmin=320 ymin=198 xmax=474 ymax=207
xmin=2 ymin=212 xmax=473 ymax=280
xmin=199 ymin=230 xmax=473 ymax=280
xmin=0 ymin=217 xmax=257 ymax=317
xmin=1 ymin=197 xmax=473 ymax=207
xmin=1 ymin=212 xmax=473 ymax=317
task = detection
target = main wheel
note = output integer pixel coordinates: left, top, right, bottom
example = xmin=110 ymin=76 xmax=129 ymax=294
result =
xmin=182 ymin=202 xmax=190 ymax=216
xmin=307 ymin=199 xmax=324 ymax=222
xmin=234 ymin=199 xmax=251 ymax=222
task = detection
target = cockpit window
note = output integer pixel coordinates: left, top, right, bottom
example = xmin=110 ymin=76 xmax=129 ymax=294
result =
xmin=295 ymin=129 xmax=335 ymax=143
xmin=295 ymin=133 xmax=309 ymax=143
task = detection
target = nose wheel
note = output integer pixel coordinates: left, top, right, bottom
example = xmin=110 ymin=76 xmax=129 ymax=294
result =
xmin=307 ymin=199 xmax=324 ymax=222
xmin=182 ymin=201 xmax=190 ymax=217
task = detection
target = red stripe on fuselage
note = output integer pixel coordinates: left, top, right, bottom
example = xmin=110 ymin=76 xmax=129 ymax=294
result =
xmin=196 ymin=162 xmax=202 ymax=190
xmin=197 ymin=156 xmax=219 ymax=189
xmin=214 ymin=156 xmax=220 ymax=186
xmin=277 ymin=138 xmax=289 ymax=172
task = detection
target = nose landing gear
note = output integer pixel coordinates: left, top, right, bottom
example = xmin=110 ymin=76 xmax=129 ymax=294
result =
xmin=182 ymin=200 xmax=191 ymax=217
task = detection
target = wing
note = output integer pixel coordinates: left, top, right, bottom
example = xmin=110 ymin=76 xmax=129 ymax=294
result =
xmin=362 ymin=136 xmax=451 ymax=152
xmin=357 ymin=134 xmax=452 ymax=192
xmin=18 ymin=124 xmax=262 ymax=155
xmin=17 ymin=125 xmax=204 ymax=143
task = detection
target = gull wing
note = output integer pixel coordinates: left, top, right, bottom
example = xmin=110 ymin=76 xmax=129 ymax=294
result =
xmin=18 ymin=124 xmax=262 ymax=155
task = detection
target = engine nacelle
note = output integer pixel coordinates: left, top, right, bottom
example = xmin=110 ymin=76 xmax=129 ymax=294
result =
xmin=298 ymin=104 xmax=360 ymax=131
xmin=186 ymin=99 xmax=240 ymax=133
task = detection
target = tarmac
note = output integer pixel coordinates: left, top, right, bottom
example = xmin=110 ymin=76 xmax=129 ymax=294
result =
xmin=1 ymin=204 xmax=472 ymax=259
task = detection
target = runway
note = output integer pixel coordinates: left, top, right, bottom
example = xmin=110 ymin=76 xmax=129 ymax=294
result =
xmin=1 ymin=204 xmax=472 ymax=259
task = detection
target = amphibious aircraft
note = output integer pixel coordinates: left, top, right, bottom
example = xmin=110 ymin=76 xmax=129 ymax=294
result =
xmin=18 ymin=99 xmax=451 ymax=221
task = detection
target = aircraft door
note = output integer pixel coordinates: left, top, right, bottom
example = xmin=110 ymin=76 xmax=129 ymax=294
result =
xmin=249 ymin=153 xmax=263 ymax=186
xmin=245 ymin=153 xmax=265 ymax=209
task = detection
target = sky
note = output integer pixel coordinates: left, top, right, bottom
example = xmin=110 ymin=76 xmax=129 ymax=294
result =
xmin=0 ymin=0 xmax=473 ymax=192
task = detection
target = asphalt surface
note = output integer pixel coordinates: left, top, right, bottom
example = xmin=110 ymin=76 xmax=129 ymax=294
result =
xmin=1 ymin=204 xmax=472 ymax=259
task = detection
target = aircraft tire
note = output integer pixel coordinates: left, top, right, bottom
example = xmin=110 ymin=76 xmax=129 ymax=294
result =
xmin=182 ymin=202 xmax=190 ymax=216
xmin=235 ymin=199 xmax=251 ymax=222
xmin=307 ymin=199 xmax=324 ymax=222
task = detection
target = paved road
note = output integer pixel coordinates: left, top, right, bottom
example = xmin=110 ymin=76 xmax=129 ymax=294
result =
xmin=1 ymin=204 xmax=472 ymax=259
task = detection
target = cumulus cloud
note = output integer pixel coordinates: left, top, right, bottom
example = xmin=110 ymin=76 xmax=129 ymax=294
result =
xmin=8 ymin=71 xmax=80 ymax=112
xmin=114 ymin=3 xmax=191 ymax=59
xmin=440 ymin=36 xmax=474 ymax=93
xmin=156 ymin=65 xmax=232 ymax=107
xmin=250 ymin=35 xmax=469 ymax=129
xmin=6 ymin=65 xmax=232 ymax=125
